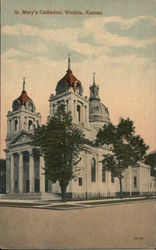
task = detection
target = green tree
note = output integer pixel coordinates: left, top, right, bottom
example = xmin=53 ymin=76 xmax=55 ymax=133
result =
xmin=32 ymin=105 xmax=85 ymax=201
xmin=144 ymin=152 xmax=156 ymax=177
xmin=96 ymin=118 xmax=149 ymax=196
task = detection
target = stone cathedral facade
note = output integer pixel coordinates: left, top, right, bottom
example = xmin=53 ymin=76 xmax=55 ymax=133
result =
xmin=5 ymin=60 xmax=156 ymax=199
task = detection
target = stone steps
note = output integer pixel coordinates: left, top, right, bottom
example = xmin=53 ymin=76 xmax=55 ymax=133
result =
xmin=0 ymin=192 xmax=61 ymax=201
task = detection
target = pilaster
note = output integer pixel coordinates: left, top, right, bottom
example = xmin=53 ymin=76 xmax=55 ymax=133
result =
xmin=29 ymin=151 xmax=34 ymax=193
xmin=6 ymin=156 xmax=11 ymax=193
xmin=10 ymin=154 xmax=14 ymax=193
xmin=19 ymin=152 xmax=23 ymax=193
xmin=40 ymin=156 xmax=45 ymax=193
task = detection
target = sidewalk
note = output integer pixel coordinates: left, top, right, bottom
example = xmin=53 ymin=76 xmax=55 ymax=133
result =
xmin=0 ymin=195 xmax=155 ymax=210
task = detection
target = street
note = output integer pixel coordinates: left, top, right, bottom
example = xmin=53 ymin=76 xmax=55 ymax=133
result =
xmin=0 ymin=200 xmax=155 ymax=249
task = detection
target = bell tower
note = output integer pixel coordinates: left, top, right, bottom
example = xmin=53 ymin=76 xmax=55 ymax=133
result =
xmin=5 ymin=79 xmax=45 ymax=196
xmin=49 ymin=56 xmax=89 ymax=128
xmin=6 ymin=78 xmax=41 ymax=144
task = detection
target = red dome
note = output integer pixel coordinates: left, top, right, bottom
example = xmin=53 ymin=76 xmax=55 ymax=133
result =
xmin=62 ymin=69 xmax=79 ymax=87
xmin=56 ymin=68 xmax=82 ymax=95
xmin=55 ymin=57 xmax=83 ymax=95
xmin=17 ymin=90 xmax=32 ymax=105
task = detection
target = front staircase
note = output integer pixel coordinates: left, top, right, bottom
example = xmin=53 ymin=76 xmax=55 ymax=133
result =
xmin=0 ymin=192 xmax=61 ymax=201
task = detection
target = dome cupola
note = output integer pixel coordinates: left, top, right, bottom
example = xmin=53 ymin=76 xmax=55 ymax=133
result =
xmin=12 ymin=78 xmax=36 ymax=112
xmin=55 ymin=56 xmax=83 ymax=96
xmin=89 ymin=73 xmax=110 ymax=124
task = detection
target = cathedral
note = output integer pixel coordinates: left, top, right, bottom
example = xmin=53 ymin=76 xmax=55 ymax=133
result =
xmin=5 ymin=58 xmax=156 ymax=200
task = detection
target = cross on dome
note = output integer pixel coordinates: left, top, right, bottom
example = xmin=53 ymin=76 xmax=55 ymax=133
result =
xmin=55 ymin=55 xmax=83 ymax=95
xmin=23 ymin=77 xmax=26 ymax=91
xmin=93 ymin=72 xmax=96 ymax=84
xmin=68 ymin=53 xmax=71 ymax=70
xmin=12 ymin=77 xmax=34 ymax=111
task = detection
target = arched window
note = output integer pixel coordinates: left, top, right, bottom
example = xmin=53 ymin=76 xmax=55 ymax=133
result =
xmin=27 ymin=101 xmax=33 ymax=112
xmin=77 ymin=105 xmax=81 ymax=122
xmin=28 ymin=120 xmax=33 ymax=131
xmin=102 ymin=163 xmax=106 ymax=182
xmin=15 ymin=119 xmax=18 ymax=131
xmin=76 ymin=83 xmax=81 ymax=95
xmin=91 ymin=158 xmax=96 ymax=182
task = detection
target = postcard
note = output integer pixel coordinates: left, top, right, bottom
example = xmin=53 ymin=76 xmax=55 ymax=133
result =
xmin=0 ymin=0 xmax=156 ymax=249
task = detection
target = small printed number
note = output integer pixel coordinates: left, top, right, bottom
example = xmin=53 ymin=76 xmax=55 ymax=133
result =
xmin=133 ymin=237 xmax=144 ymax=240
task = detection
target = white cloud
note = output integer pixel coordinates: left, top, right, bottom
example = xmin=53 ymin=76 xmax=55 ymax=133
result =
xmin=2 ymin=49 xmax=27 ymax=58
xmin=2 ymin=24 xmax=38 ymax=36
xmin=84 ymin=15 xmax=156 ymax=29
xmin=21 ymin=41 xmax=48 ymax=54
xmin=82 ymin=16 xmax=155 ymax=48
xmin=2 ymin=25 xmax=18 ymax=35
xmin=2 ymin=15 xmax=155 ymax=60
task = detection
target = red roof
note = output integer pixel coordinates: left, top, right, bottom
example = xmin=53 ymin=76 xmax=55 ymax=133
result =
xmin=17 ymin=90 xmax=32 ymax=105
xmin=62 ymin=69 xmax=79 ymax=87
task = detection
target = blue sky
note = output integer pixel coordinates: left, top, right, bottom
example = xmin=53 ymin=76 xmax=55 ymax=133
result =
xmin=1 ymin=0 xmax=156 ymax=62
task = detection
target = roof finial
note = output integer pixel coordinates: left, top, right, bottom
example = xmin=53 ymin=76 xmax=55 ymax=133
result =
xmin=93 ymin=72 xmax=96 ymax=84
xmin=23 ymin=77 xmax=26 ymax=91
xmin=68 ymin=53 xmax=71 ymax=70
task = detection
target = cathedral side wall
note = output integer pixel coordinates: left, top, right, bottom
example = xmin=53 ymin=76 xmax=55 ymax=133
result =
xmin=139 ymin=166 xmax=151 ymax=194
xmin=70 ymin=147 xmax=120 ymax=199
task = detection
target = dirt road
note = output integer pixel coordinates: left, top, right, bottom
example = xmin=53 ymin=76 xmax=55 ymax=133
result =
xmin=0 ymin=200 xmax=155 ymax=249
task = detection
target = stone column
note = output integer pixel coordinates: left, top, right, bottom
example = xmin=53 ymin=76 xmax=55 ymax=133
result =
xmin=20 ymin=114 xmax=24 ymax=130
xmin=19 ymin=152 xmax=23 ymax=193
xmin=29 ymin=151 xmax=34 ymax=193
xmin=40 ymin=156 xmax=45 ymax=193
xmin=24 ymin=116 xmax=27 ymax=130
xmin=6 ymin=156 xmax=11 ymax=193
xmin=10 ymin=154 xmax=14 ymax=193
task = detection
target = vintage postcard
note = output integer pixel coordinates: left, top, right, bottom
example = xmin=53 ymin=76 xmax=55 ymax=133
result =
xmin=0 ymin=0 xmax=156 ymax=249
